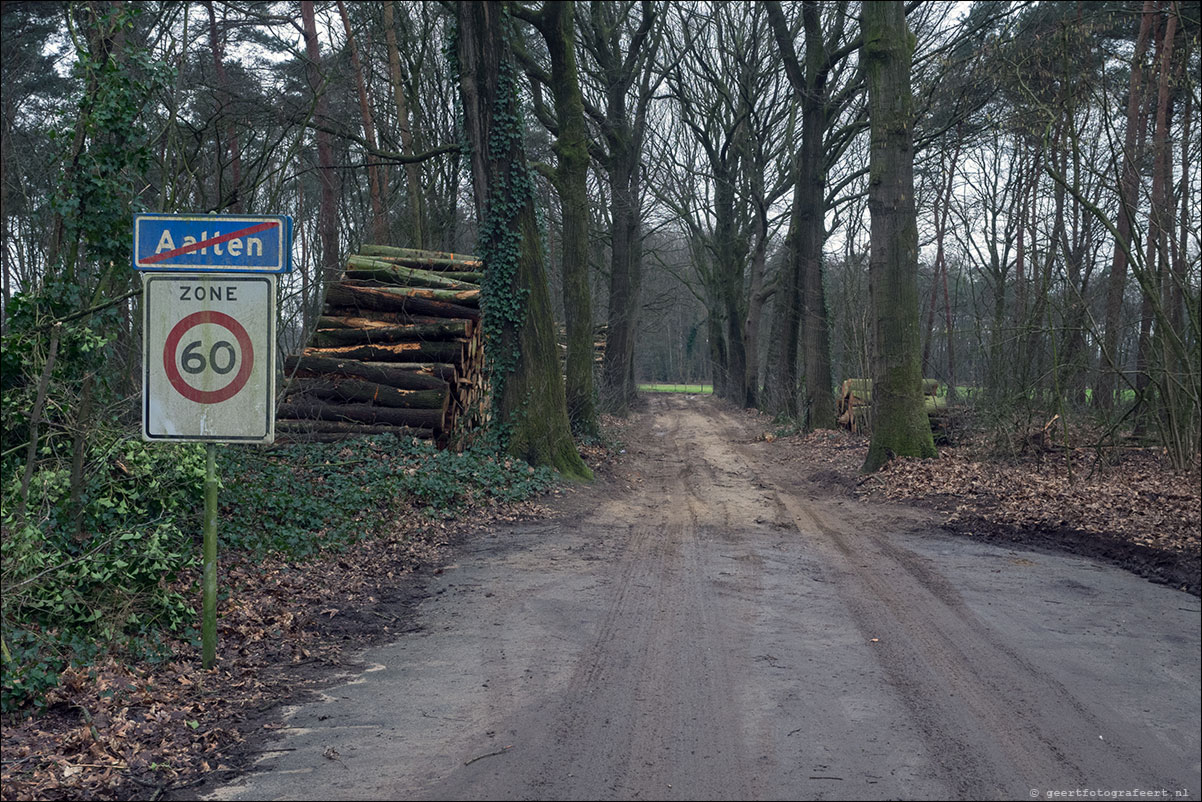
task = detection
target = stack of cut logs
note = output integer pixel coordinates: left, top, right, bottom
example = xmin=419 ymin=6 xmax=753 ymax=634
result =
xmin=557 ymin=323 xmax=608 ymax=369
xmin=836 ymin=378 xmax=946 ymax=434
xmin=277 ymin=245 xmax=489 ymax=446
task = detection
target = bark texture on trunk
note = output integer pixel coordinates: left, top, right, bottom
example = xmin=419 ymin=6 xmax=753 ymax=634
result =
xmin=861 ymin=0 xmax=936 ymax=473
xmin=762 ymin=0 xmax=838 ymax=425
xmin=601 ymin=143 xmax=643 ymax=415
xmin=384 ymin=1 xmax=426 ymax=249
xmin=457 ymin=1 xmax=590 ymax=479
xmin=539 ymin=1 xmax=598 ymax=436
xmin=301 ymin=0 xmax=340 ymax=284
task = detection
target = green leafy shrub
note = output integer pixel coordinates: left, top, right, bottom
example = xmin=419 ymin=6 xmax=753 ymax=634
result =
xmin=2 ymin=427 xmax=557 ymax=712
xmin=218 ymin=435 xmax=554 ymax=558
xmin=1 ymin=440 xmax=204 ymax=712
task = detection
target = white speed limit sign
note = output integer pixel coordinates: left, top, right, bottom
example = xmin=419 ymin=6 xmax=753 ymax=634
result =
xmin=142 ymin=273 xmax=276 ymax=442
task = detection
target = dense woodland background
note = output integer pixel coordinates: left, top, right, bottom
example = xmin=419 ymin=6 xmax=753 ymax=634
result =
xmin=0 ymin=0 xmax=1198 ymax=711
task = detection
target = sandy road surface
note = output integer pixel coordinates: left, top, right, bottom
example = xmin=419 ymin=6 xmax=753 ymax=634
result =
xmin=207 ymin=395 xmax=1200 ymax=801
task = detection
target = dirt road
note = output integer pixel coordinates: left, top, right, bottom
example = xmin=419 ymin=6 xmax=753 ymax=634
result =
xmin=207 ymin=395 xmax=1200 ymax=801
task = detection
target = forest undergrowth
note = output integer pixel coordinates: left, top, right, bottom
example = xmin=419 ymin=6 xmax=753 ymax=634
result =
xmin=775 ymin=413 xmax=1201 ymax=596
xmin=2 ymin=407 xmax=1198 ymax=801
xmin=0 ymin=431 xmax=566 ymax=801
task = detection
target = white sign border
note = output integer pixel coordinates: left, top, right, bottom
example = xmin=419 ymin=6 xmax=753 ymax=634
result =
xmin=133 ymin=214 xmax=292 ymax=274
xmin=142 ymin=272 xmax=276 ymax=444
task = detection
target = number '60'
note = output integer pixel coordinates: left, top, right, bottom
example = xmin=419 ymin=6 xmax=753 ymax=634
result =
xmin=181 ymin=340 xmax=237 ymax=375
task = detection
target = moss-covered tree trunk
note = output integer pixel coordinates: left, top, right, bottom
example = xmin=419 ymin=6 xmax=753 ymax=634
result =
xmin=535 ymin=1 xmax=598 ymax=437
xmin=456 ymin=1 xmax=590 ymax=480
xmin=861 ymin=0 xmax=936 ymax=473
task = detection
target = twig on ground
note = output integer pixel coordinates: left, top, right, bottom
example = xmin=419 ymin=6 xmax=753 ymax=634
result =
xmin=464 ymin=745 xmax=512 ymax=766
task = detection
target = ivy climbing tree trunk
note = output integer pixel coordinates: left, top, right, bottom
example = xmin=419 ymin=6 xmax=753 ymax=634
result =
xmin=861 ymin=0 xmax=936 ymax=473
xmin=456 ymin=0 xmax=590 ymax=480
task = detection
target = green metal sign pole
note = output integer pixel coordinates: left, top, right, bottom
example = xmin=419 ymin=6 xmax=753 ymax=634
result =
xmin=202 ymin=442 xmax=218 ymax=669
xmin=136 ymin=212 xmax=291 ymax=671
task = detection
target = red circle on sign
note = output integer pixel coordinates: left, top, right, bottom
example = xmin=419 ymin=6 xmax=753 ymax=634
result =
xmin=163 ymin=311 xmax=254 ymax=404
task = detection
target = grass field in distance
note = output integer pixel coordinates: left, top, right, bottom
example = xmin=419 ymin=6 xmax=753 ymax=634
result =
xmin=639 ymin=383 xmax=714 ymax=394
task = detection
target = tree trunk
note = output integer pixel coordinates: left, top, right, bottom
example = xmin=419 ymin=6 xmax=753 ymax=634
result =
xmin=602 ymin=142 xmax=643 ymax=415
xmin=286 ymin=378 xmax=448 ymax=410
xmin=206 ymin=1 xmax=242 ymax=211
xmin=798 ymin=1 xmax=834 ymax=427
xmin=16 ymin=325 xmax=61 ymax=523
xmin=861 ymin=0 xmax=936 ymax=473
xmin=708 ymin=311 xmax=729 ymax=399
xmin=325 ymin=282 xmax=480 ymax=319
xmin=338 ymin=0 xmax=388 ymax=244
xmin=310 ymin=320 xmax=468 ymax=347
xmin=1101 ymin=18 xmax=1144 ymax=411
xmin=344 ymin=257 xmax=481 ymax=288
xmin=742 ymin=201 xmax=770 ymax=408
xmin=539 ymin=1 xmax=598 ymax=436
xmin=1173 ymin=40 xmax=1197 ymax=461
xmin=301 ymin=0 xmax=340 ymax=284
xmin=763 ymin=175 xmax=804 ymax=417
xmin=456 ymin=1 xmax=590 ymax=479
xmin=284 ymin=354 xmax=449 ymax=391
xmin=801 ymin=225 xmax=834 ymax=428
xmin=581 ymin=2 xmax=660 ymax=417
xmin=384 ymin=1 xmax=426 ymax=249
xmin=923 ymin=135 xmax=960 ymax=400
xmin=711 ymin=165 xmax=747 ymax=406
xmin=49 ymin=1 xmax=121 ymax=281
xmin=278 ymin=400 xmax=443 ymax=431
xmin=762 ymin=0 xmax=839 ymax=424
xmin=1150 ymin=5 xmax=1185 ymax=459
xmin=1171 ymin=35 xmax=1191 ymax=351
xmin=305 ymin=339 xmax=465 ymax=364
xmin=340 ymin=281 xmax=480 ymax=306
xmin=1135 ymin=9 xmax=1172 ymax=437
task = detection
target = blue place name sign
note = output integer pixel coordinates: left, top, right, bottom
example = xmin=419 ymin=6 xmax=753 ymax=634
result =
xmin=134 ymin=214 xmax=292 ymax=273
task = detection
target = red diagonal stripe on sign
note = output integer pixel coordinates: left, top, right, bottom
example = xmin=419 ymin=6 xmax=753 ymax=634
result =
xmin=140 ymin=221 xmax=279 ymax=265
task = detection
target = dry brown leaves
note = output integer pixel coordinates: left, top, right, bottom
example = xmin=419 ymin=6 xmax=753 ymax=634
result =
xmin=862 ymin=449 xmax=1201 ymax=560
xmin=769 ymin=422 xmax=1199 ymax=592
xmin=0 ymin=495 xmax=553 ymax=801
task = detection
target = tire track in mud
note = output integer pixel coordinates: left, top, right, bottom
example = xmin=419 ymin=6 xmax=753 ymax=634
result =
xmin=206 ymin=395 xmax=1199 ymax=802
xmin=709 ymin=396 xmax=1196 ymax=799
xmin=514 ymin=405 xmax=764 ymax=800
